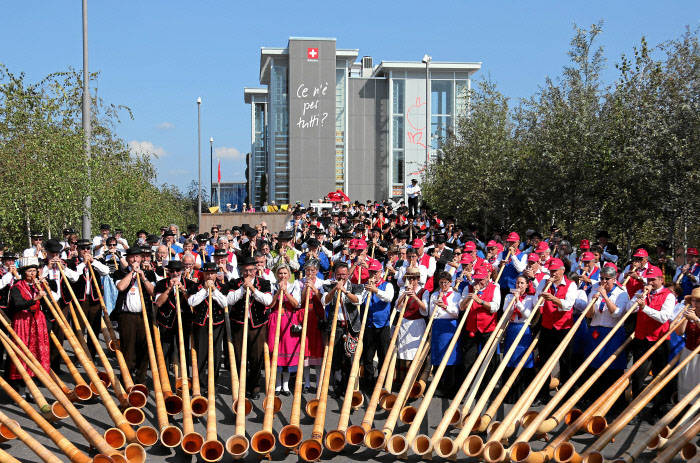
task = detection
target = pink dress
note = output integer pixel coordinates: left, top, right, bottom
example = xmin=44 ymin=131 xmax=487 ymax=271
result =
xmin=267 ymin=281 xmax=302 ymax=367
xmin=301 ymin=277 xmax=326 ymax=366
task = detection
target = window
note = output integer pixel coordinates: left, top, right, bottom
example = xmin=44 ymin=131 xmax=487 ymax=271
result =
xmin=431 ymin=80 xmax=453 ymax=150
xmin=392 ymin=79 xmax=405 ymax=194
xmin=335 ymin=68 xmax=346 ymax=189
xmin=456 ymin=80 xmax=468 ymax=118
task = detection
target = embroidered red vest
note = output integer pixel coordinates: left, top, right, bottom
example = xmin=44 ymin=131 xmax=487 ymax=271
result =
xmin=635 ymin=287 xmax=672 ymax=341
xmin=404 ymin=288 xmax=427 ymax=320
xmin=540 ymin=277 xmax=574 ymax=330
xmin=466 ymin=282 xmax=497 ymax=333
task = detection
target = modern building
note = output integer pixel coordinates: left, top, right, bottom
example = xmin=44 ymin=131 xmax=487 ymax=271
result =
xmin=244 ymin=37 xmax=481 ymax=207
xmin=210 ymin=182 xmax=247 ymax=212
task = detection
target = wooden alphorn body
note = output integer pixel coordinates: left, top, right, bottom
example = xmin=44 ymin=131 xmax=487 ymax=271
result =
xmin=200 ymin=288 xmax=225 ymax=462
xmin=226 ymin=288 xmax=251 ymax=459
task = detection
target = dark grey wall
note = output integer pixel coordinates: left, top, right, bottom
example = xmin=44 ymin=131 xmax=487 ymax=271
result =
xmin=288 ymin=39 xmax=336 ymax=203
xmin=347 ymin=77 xmax=389 ymax=201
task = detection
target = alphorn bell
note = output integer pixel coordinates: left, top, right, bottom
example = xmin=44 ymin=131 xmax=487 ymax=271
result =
xmin=251 ymin=282 xmax=286 ymax=456
xmin=152 ymin=322 xmax=183 ymax=415
xmin=48 ymin=330 xmax=92 ymax=401
xmin=356 ymin=296 xmax=409 ymax=450
xmin=0 ymin=408 xmax=62 ymax=463
xmin=190 ymin=337 xmax=207 ymax=418
xmin=387 ymin=297 xmax=477 ymax=457
xmin=200 ymin=288 xmax=225 ymax=462
xmin=176 ymin=280 xmax=204 ymax=455
xmin=135 ymin=273 xmax=181 ymax=448
xmin=226 ymin=287 xmax=251 ymax=459
xmin=279 ymin=289 xmax=311 ymax=451
xmin=324 ymin=287 xmax=372 ymax=452
xmin=652 ymin=414 xmax=700 ymax=463
xmin=653 ymin=390 xmax=700 ymax=450
xmin=298 ymin=290 xmax=343 ymax=462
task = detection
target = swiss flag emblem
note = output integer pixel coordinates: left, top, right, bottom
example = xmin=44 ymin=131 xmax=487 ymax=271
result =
xmin=307 ymin=47 xmax=319 ymax=60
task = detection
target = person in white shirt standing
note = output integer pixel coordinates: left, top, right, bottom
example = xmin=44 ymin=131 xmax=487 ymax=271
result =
xmin=406 ymin=178 xmax=421 ymax=218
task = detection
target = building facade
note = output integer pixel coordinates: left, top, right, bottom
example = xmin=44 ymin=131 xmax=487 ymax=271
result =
xmin=210 ymin=182 xmax=247 ymax=212
xmin=244 ymin=37 xmax=480 ymax=207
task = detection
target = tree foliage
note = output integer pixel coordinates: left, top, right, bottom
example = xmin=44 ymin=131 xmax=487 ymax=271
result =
xmin=0 ymin=65 xmax=197 ymax=249
xmin=424 ymin=24 xmax=700 ymax=258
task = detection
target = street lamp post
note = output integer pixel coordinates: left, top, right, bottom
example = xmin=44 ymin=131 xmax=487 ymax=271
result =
xmin=209 ymin=137 xmax=214 ymax=206
xmin=81 ymin=0 xmax=91 ymax=239
xmin=422 ymin=54 xmax=432 ymax=169
xmin=197 ymin=97 xmax=202 ymax=228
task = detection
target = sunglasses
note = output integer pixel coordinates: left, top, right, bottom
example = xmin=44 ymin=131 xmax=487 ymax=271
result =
xmin=600 ymin=277 xmax=614 ymax=281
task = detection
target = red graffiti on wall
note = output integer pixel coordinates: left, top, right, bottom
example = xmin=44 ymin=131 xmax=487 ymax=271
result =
xmin=406 ymin=96 xmax=427 ymax=148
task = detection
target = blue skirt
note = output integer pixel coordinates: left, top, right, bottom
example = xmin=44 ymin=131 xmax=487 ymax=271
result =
xmin=504 ymin=322 xmax=534 ymax=368
xmin=431 ymin=318 xmax=460 ymax=366
xmin=584 ymin=326 xmax=627 ymax=370
xmin=572 ymin=319 xmax=589 ymax=355
xmin=668 ymin=332 xmax=685 ymax=362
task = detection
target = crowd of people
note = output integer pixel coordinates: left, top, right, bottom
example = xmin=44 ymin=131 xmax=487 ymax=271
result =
xmin=0 ymin=199 xmax=698 ymax=427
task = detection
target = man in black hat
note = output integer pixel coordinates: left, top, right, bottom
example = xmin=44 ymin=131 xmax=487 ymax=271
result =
xmin=154 ymin=260 xmax=197 ymax=368
xmin=226 ymin=255 xmax=273 ymax=399
xmin=23 ymin=233 xmax=45 ymax=259
xmin=113 ymin=247 xmax=156 ymax=384
xmin=162 ymin=230 xmax=183 ymax=257
xmin=92 ymin=224 xmax=111 ymax=255
xmin=213 ymin=248 xmax=238 ymax=283
xmin=113 ymin=229 xmax=129 ymax=252
xmin=270 ymin=231 xmax=300 ymax=274
xmin=187 ymin=262 xmax=228 ymax=386
xmin=68 ymin=239 xmax=110 ymax=360
xmin=596 ymin=230 xmax=619 ymax=265
xmin=60 ymin=228 xmax=76 ymax=250
xmin=97 ymin=237 xmax=125 ymax=274
xmin=298 ymin=238 xmax=330 ymax=277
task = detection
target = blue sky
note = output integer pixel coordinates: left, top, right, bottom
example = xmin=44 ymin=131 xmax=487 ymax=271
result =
xmin=2 ymin=1 xmax=698 ymax=192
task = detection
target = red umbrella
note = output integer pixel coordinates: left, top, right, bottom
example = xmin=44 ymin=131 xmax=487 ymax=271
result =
xmin=326 ymin=190 xmax=350 ymax=202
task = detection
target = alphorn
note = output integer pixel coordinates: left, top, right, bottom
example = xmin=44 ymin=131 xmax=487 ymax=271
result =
xmin=427 ymin=293 xmax=517 ymax=458
xmin=0 ymin=374 xmax=92 ymax=463
xmin=494 ymin=249 xmax=513 ymax=284
xmin=87 ymin=263 xmax=118 ymax=350
xmin=135 ymin=273 xmax=181 ymax=448
xmin=0 ymin=448 xmax=20 ymax=463
xmin=305 ymin=337 xmax=329 ymax=418
xmin=200 ymin=288 xmax=225 ymax=462
xmin=387 ymin=297 xmax=476 ymax=457
xmin=226 ymin=287 xmax=251 ymax=459
xmin=355 ymin=296 xmax=409 ymax=450
xmin=324 ymin=289 xmax=372 ymax=452
xmin=152 ymin=322 xmax=183 ymax=415
xmin=176 ymin=280 xmax=203 ymax=455
xmin=651 ymin=414 xmax=700 ymax=463
xmin=517 ymin=289 xmax=647 ymax=441
xmin=278 ymin=289 xmax=311 ymax=451
xmin=378 ymin=350 xmax=398 ymax=411
xmin=251 ymin=284 xmax=286 ymax=456
xmin=190 ymin=336 xmax=207 ymax=417
xmin=653 ymin=390 xmax=700 ymax=450
xmin=0 ymin=408 xmax=62 ymax=463
xmin=298 ymin=290 xmax=343 ymax=462
xmin=66 ymin=302 xmax=94 ymax=376
xmin=480 ymin=295 xmax=599 ymax=463
xmin=0 ymin=329 xmax=125 ymax=456
xmin=574 ymin=341 xmax=700 ymax=463
xmin=512 ymin=311 xmax=686 ymax=463
xmin=619 ymin=380 xmax=700 ymax=462
xmin=222 ymin=289 xmax=251 ymax=416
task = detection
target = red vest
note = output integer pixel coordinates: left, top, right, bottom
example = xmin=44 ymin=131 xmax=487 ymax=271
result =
xmin=466 ymin=282 xmax=498 ymax=333
xmin=686 ymin=321 xmax=699 ymax=351
xmin=540 ymin=277 xmax=574 ymax=330
xmin=419 ymin=253 xmax=434 ymax=292
xmin=635 ymin=287 xmax=672 ymax=341
xmin=625 ymin=266 xmax=646 ymax=298
xmin=404 ymin=288 xmax=427 ymax=320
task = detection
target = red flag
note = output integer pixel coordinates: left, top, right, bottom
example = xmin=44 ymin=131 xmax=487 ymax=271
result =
xmin=217 ymin=159 xmax=221 ymax=183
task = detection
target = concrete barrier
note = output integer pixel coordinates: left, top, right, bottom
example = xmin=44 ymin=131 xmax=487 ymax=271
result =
xmin=199 ymin=212 xmax=291 ymax=234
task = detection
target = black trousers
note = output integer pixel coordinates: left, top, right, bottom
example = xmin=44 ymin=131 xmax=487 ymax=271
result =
xmin=408 ymin=196 xmax=419 ymax=217
xmin=360 ymin=325 xmax=391 ymax=393
xmin=48 ymin=302 xmax=70 ymax=372
xmin=191 ymin=322 xmax=225 ymax=392
xmin=231 ymin=323 xmax=267 ymax=394
xmin=535 ymin=327 xmax=571 ymax=400
xmin=460 ymin=330 xmax=498 ymax=397
xmin=78 ymin=299 xmax=103 ymax=360
xmin=630 ymin=338 xmax=671 ymax=409
xmin=118 ymin=312 xmax=149 ymax=385
xmin=330 ymin=324 xmax=352 ymax=395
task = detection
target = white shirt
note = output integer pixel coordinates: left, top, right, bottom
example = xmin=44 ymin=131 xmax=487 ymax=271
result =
xmin=629 ymin=288 xmax=676 ymax=324
xmin=495 ymin=251 xmax=528 ymax=273
xmin=116 ymin=270 xmax=145 ymax=313
xmin=188 ymin=287 xmax=228 ymax=308
xmin=0 ymin=271 xmax=17 ymax=291
xmin=535 ymin=277 xmax=577 ymax=312
xmin=397 ymin=287 xmax=429 ymax=317
xmin=406 ymin=184 xmax=421 ymax=199
xmin=271 ymin=280 xmax=302 ymax=308
xmin=363 ymin=280 xmax=394 ymax=305
xmin=75 ymin=260 xmax=110 ymax=296
xmin=417 ymin=252 xmax=436 ymax=277
xmin=40 ymin=264 xmax=80 ymax=300
xmin=321 ymin=280 xmax=363 ymax=321
xmin=461 ymin=283 xmax=501 ymax=314
xmin=502 ymin=293 xmax=536 ymax=323
xmin=424 ymin=290 xmax=462 ymax=319
xmin=573 ymin=288 xmax=590 ymax=312
xmin=588 ymin=284 xmax=630 ymax=328
xmin=396 ymin=263 xmax=428 ymax=287
xmin=619 ymin=263 xmax=648 ymax=285
xmin=226 ymin=282 xmax=273 ymax=307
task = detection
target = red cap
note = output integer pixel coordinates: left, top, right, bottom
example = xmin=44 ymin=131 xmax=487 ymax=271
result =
xmin=496 ymin=243 xmax=504 ymax=254
xmin=412 ymin=238 xmax=424 ymax=248
xmin=604 ymin=262 xmax=618 ymax=272
xmin=367 ymin=258 xmax=382 ymax=272
xmin=687 ymin=247 xmax=698 ymax=256
xmin=463 ymin=241 xmax=477 ymax=252
xmin=527 ymin=253 xmax=540 ymax=263
xmin=460 ymin=253 xmax=475 ymax=265
xmin=547 ymin=258 xmax=565 ymax=271
xmin=506 ymin=232 xmax=520 ymax=242
xmin=535 ymin=242 xmax=550 ymax=254
xmin=486 ymin=240 xmax=499 ymax=248
xmin=472 ymin=267 xmax=489 ymax=280
xmin=348 ymin=238 xmax=357 ymax=250
xmin=580 ymin=239 xmax=590 ymax=250
xmin=644 ymin=265 xmax=663 ymax=279
xmin=633 ymin=248 xmax=649 ymax=258
xmin=355 ymin=239 xmax=368 ymax=251
xmin=581 ymin=251 xmax=595 ymax=261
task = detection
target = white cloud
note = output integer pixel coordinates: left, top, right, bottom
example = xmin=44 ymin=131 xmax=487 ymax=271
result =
xmin=215 ymin=146 xmax=244 ymax=160
xmin=157 ymin=121 xmax=174 ymax=130
xmin=128 ymin=140 xmax=166 ymax=158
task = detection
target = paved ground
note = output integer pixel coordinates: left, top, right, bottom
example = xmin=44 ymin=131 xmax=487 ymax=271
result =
xmin=0 ymin=363 xmax=678 ymax=463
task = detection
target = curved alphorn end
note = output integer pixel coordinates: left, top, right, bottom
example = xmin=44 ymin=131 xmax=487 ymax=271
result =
xmin=298 ymin=438 xmax=323 ymax=462
xmin=278 ymin=424 xmax=303 ymax=450
xmin=182 ymin=431 xmax=204 ymax=455
xmin=200 ymin=439 xmax=225 ymax=462
xmin=344 ymin=424 xmax=365 ymax=447
xmin=123 ymin=407 xmax=145 ymax=426
xmin=104 ymin=427 xmax=126 ymax=450
xmin=364 ymin=428 xmax=387 ymax=450
xmin=127 ymin=390 xmax=147 ymax=409
xmin=482 ymin=440 xmax=508 ymax=463
xmin=324 ymin=430 xmax=346 ymax=453
xmin=399 ymin=405 xmax=417 ymax=424
xmin=463 ymin=435 xmax=485 ymax=458
xmin=386 ymin=434 xmax=408 ymax=457
xmin=510 ymin=441 xmax=547 ymax=463
xmin=159 ymin=425 xmax=183 ymax=448
xmin=124 ymin=443 xmax=146 ymax=463
xmin=50 ymin=401 xmax=69 ymax=421
xmin=410 ymin=433 xmax=432 ymax=456
xmin=582 ymin=452 xmax=604 ymax=463
xmin=0 ymin=419 xmax=17 ymax=443
xmin=585 ymin=415 xmax=608 ymax=436
xmin=135 ymin=425 xmax=158 ymax=447
xmin=232 ymin=398 xmax=253 ymax=416
xmin=552 ymin=442 xmax=582 ymax=463
xmin=434 ymin=436 xmax=456 ymax=459
xmin=190 ymin=396 xmax=208 ymax=418
xmin=226 ymin=434 xmax=250 ymax=460
xmin=251 ymin=429 xmax=276 ymax=456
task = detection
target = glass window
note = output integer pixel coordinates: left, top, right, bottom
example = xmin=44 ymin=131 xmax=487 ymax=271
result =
xmin=456 ymin=80 xmax=468 ymax=118
xmin=392 ymin=149 xmax=404 ymax=184
xmin=393 ymin=79 xmax=405 ymax=114
xmin=392 ymin=116 xmax=404 ymax=149
xmin=431 ymin=80 xmax=453 ymax=116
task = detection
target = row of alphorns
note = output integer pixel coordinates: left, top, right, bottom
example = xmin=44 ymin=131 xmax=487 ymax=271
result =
xmin=0 ymin=260 xmax=698 ymax=463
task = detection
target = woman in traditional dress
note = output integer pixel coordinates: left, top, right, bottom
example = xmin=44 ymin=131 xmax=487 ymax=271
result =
xmin=6 ymin=257 xmax=50 ymax=392
xmin=267 ymin=264 xmax=300 ymax=395
xmin=424 ymin=271 xmax=462 ymax=397
xmin=676 ymin=287 xmax=700 ymax=399
xmin=299 ymin=259 xmax=326 ymax=392
xmin=394 ymin=267 xmax=428 ymax=389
